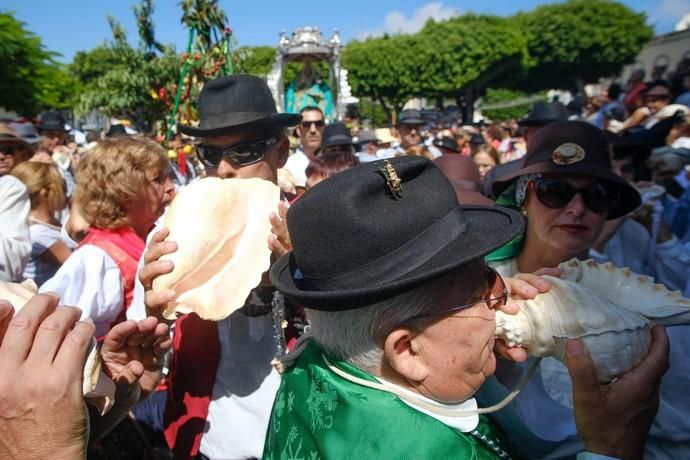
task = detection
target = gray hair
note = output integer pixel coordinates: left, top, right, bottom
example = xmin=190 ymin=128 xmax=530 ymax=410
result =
xmin=305 ymin=279 xmax=443 ymax=372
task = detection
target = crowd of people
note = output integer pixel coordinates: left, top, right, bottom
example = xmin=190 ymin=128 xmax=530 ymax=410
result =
xmin=0 ymin=63 xmax=689 ymax=460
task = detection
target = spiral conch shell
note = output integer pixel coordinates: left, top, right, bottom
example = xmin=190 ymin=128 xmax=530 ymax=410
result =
xmin=0 ymin=280 xmax=116 ymax=415
xmin=495 ymin=259 xmax=690 ymax=382
xmin=152 ymin=177 xmax=280 ymax=320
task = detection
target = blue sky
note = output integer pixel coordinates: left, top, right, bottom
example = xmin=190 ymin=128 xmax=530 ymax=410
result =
xmin=4 ymin=0 xmax=686 ymax=63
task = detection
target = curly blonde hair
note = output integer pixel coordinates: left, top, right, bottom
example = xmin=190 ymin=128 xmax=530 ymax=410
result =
xmin=74 ymin=137 xmax=168 ymax=229
xmin=11 ymin=161 xmax=66 ymax=211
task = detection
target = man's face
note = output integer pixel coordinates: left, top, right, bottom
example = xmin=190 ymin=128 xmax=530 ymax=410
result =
xmin=406 ymin=262 xmax=499 ymax=403
xmin=645 ymin=87 xmax=671 ymax=115
xmin=398 ymin=123 xmax=422 ymax=149
xmin=611 ymin=157 xmax=635 ymax=183
xmin=201 ymin=132 xmax=287 ymax=183
xmin=0 ymin=141 xmax=31 ymax=176
xmin=40 ymin=130 xmax=66 ymax=153
xmin=296 ymin=110 xmax=325 ymax=154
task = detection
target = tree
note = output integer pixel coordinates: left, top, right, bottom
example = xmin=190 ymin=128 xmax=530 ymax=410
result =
xmin=514 ymin=0 xmax=653 ymax=91
xmin=234 ymin=46 xmax=276 ymax=77
xmin=72 ymin=15 xmax=181 ymax=132
xmin=342 ymin=34 xmax=423 ymax=123
xmin=417 ymin=15 xmax=530 ymax=123
xmin=0 ymin=12 xmax=75 ymax=115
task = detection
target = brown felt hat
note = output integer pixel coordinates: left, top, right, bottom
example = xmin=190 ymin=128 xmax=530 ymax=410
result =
xmin=434 ymin=155 xmax=493 ymax=206
xmin=492 ymin=121 xmax=640 ymax=219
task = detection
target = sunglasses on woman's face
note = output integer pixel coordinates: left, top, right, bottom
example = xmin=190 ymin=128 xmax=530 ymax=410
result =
xmin=0 ymin=144 xmax=22 ymax=155
xmin=530 ymin=178 xmax=620 ymax=213
xmin=196 ymin=137 xmax=278 ymax=168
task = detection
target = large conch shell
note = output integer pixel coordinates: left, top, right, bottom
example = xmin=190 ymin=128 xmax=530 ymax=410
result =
xmin=0 ymin=280 xmax=116 ymax=415
xmin=496 ymin=259 xmax=690 ymax=382
xmin=152 ymin=177 xmax=280 ymax=320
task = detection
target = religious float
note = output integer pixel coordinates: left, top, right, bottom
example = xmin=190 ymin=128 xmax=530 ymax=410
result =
xmin=267 ymin=27 xmax=358 ymax=122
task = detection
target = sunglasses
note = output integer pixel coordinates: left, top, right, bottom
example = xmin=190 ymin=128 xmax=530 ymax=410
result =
xmin=0 ymin=144 xmax=22 ymax=155
xmin=410 ymin=266 xmax=508 ymax=321
xmin=196 ymin=137 xmax=278 ymax=168
xmin=531 ymin=178 xmax=620 ymax=213
xmin=300 ymin=120 xmax=325 ymax=129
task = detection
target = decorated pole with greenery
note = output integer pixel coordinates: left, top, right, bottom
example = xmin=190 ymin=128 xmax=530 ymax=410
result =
xmin=166 ymin=28 xmax=196 ymax=141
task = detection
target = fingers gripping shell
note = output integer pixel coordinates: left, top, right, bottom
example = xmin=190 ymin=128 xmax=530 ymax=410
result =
xmin=496 ymin=259 xmax=690 ymax=382
xmin=152 ymin=177 xmax=281 ymax=321
xmin=0 ymin=281 xmax=116 ymax=414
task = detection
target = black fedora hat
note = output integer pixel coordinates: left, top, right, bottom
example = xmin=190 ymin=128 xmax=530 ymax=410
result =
xmin=492 ymin=121 xmax=640 ymax=219
xmin=37 ymin=110 xmax=69 ymax=132
xmin=106 ymin=124 xmax=128 ymax=137
xmin=518 ymin=101 xmax=569 ymax=127
xmin=398 ymin=109 xmax=425 ymax=125
xmin=320 ymin=122 xmax=353 ymax=149
xmin=271 ymin=156 xmax=524 ymax=310
xmin=433 ymin=136 xmax=459 ymax=153
xmin=178 ymin=75 xmax=301 ymax=137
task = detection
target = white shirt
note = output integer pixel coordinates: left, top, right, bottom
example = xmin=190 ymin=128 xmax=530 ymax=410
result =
xmin=23 ymin=221 xmax=65 ymax=287
xmin=128 ymin=237 xmax=281 ymax=459
xmin=0 ymin=175 xmax=31 ymax=282
xmin=283 ymin=149 xmax=310 ymax=188
xmin=41 ymin=245 xmax=123 ymax=337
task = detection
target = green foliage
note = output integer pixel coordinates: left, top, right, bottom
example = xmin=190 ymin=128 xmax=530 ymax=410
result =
xmin=234 ymin=46 xmax=276 ymax=77
xmin=514 ymin=0 xmax=653 ymax=90
xmin=0 ymin=12 xmax=75 ymax=115
xmin=417 ymin=15 xmax=530 ymax=97
xmin=481 ymin=88 xmax=544 ymax=121
xmin=343 ymin=34 xmax=423 ymax=122
xmin=180 ymin=0 xmax=228 ymax=48
xmin=72 ymin=21 xmax=181 ymax=132
xmin=133 ymin=0 xmax=164 ymax=55
xmin=357 ymin=97 xmax=389 ymax=127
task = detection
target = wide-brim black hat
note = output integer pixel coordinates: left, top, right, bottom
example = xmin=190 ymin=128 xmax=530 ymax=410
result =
xmin=518 ymin=101 xmax=569 ymax=127
xmin=492 ymin=120 xmax=640 ymax=220
xmin=433 ymin=136 xmax=459 ymax=152
xmin=37 ymin=110 xmax=69 ymax=132
xmin=604 ymin=130 xmax=651 ymax=162
xmin=179 ymin=75 xmax=301 ymax=137
xmin=271 ymin=156 xmax=524 ymax=310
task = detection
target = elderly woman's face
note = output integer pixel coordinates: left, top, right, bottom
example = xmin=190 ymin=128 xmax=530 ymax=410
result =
xmin=410 ymin=265 xmax=498 ymax=403
xmin=524 ymin=175 xmax=607 ymax=258
xmin=128 ymin=168 xmax=174 ymax=230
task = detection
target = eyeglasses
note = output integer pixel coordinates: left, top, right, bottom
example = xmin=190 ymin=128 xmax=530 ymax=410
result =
xmin=531 ymin=178 xmax=620 ymax=213
xmin=0 ymin=144 xmax=22 ymax=155
xmin=300 ymin=120 xmax=325 ymax=129
xmin=409 ymin=266 xmax=508 ymax=321
xmin=196 ymin=137 xmax=278 ymax=168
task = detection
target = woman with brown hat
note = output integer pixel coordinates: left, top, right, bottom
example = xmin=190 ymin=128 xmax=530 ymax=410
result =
xmin=481 ymin=120 xmax=690 ymax=459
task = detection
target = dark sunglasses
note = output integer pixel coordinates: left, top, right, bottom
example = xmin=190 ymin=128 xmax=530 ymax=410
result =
xmin=196 ymin=137 xmax=278 ymax=168
xmin=531 ymin=178 xmax=620 ymax=213
xmin=410 ymin=266 xmax=508 ymax=321
xmin=0 ymin=144 xmax=22 ymax=155
xmin=300 ymin=120 xmax=325 ymax=129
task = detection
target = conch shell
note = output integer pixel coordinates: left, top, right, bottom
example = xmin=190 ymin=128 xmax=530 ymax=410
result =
xmin=496 ymin=259 xmax=690 ymax=382
xmin=0 ymin=280 xmax=116 ymax=415
xmin=152 ymin=177 xmax=280 ymax=320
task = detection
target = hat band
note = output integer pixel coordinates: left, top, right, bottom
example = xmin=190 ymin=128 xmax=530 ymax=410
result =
xmin=201 ymin=111 xmax=277 ymax=129
xmin=294 ymin=207 xmax=467 ymax=291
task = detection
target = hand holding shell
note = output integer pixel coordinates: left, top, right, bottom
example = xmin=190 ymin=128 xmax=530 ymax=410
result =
xmin=496 ymin=259 xmax=690 ymax=382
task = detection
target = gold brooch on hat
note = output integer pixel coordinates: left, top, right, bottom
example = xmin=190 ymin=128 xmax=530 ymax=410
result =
xmin=552 ymin=143 xmax=585 ymax=165
xmin=378 ymin=160 xmax=403 ymax=199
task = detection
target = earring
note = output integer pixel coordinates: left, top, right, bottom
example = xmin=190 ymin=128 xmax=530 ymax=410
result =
xmin=521 ymin=208 xmax=528 ymax=217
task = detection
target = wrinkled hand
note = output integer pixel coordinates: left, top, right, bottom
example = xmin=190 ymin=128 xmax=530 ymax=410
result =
xmin=568 ymin=325 xmax=669 ymax=460
xmin=100 ymin=317 xmax=171 ymax=401
xmin=268 ymin=200 xmax=291 ymax=258
xmin=139 ymin=227 xmax=178 ymax=322
xmin=0 ymin=295 xmax=93 ymax=459
xmin=494 ymin=268 xmax=559 ymax=362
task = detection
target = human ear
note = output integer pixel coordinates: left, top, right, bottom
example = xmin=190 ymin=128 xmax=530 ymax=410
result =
xmin=383 ymin=327 xmax=429 ymax=383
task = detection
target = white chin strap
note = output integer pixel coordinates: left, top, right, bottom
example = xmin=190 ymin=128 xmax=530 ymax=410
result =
xmin=322 ymin=353 xmax=542 ymax=418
